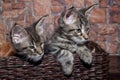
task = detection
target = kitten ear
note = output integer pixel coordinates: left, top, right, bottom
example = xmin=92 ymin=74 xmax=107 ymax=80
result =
xmin=85 ymin=4 xmax=98 ymax=17
xmin=62 ymin=6 xmax=78 ymax=25
xmin=11 ymin=25 xmax=29 ymax=44
xmin=64 ymin=6 xmax=76 ymax=18
xmin=35 ymin=15 xmax=48 ymax=36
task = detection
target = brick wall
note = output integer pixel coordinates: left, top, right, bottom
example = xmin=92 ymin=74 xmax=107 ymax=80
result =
xmin=0 ymin=0 xmax=120 ymax=55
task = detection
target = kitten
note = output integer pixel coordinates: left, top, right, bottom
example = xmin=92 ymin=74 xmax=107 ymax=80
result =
xmin=10 ymin=15 xmax=48 ymax=65
xmin=45 ymin=4 xmax=97 ymax=75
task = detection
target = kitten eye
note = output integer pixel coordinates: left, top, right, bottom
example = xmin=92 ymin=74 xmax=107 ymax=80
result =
xmin=29 ymin=46 xmax=34 ymax=49
xmin=77 ymin=29 xmax=81 ymax=32
xmin=21 ymin=47 xmax=28 ymax=50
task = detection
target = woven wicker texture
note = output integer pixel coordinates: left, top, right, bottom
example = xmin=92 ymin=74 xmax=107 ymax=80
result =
xmin=0 ymin=41 xmax=109 ymax=80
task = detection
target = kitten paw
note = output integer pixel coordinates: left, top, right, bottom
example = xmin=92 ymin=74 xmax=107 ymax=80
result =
xmin=82 ymin=53 xmax=92 ymax=64
xmin=57 ymin=50 xmax=74 ymax=76
xmin=77 ymin=46 xmax=93 ymax=65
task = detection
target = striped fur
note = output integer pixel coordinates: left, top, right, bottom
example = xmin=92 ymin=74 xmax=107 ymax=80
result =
xmin=45 ymin=4 xmax=97 ymax=75
xmin=10 ymin=15 xmax=48 ymax=65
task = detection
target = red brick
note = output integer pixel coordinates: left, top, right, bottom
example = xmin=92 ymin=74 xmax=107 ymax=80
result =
xmin=24 ymin=2 xmax=32 ymax=10
xmin=106 ymin=34 xmax=117 ymax=42
xmin=90 ymin=8 xmax=106 ymax=23
xmin=100 ymin=0 xmax=108 ymax=7
xmin=0 ymin=21 xmax=6 ymax=45
xmin=89 ymin=27 xmax=105 ymax=42
xmin=89 ymin=29 xmax=98 ymax=41
xmin=52 ymin=0 xmax=72 ymax=6
xmin=64 ymin=0 xmax=73 ymax=6
xmin=111 ymin=0 xmax=120 ymax=5
xmin=3 ymin=0 xmax=16 ymax=3
xmin=13 ymin=12 xmax=25 ymax=21
xmin=85 ymin=0 xmax=99 ymax=7
xmin=2 ymin=3 xmax=12 ymax=11
xmin=33 ymin=0 xmax=51 ymax=16
xmin=97 ymin=35 xmax=106 ymax=41
xmin=108 ymin=41 xmax=118 ymax=54
xmin=109 ymin=6 xmax=120 ymax=23
xmin=0 ymin=21 xmax=5 ymax=31
xmin=34 ymin=15 xmax=52 ymax=25
xmin=26 ymin=15 xmax=34 ymax=26
xmin=16 ymin=21 xmax=25 ymax=27
xmin=90 ymin=24 xmax=99 ymax=33
xmin=97 ymin=24 xmax=116 ymax=35
xmin=51 ymin=6 xmax=63 ymax=14
xmin=12 ymin=3 xmax=25 ymax=9
xmin=2 ymin=9 xmax=24 ymax=19
xmin=73 ymin=0 xmax=85 ymax=8
xmin=117 ymin=25 xmax=120 ymax=41
xmin=17 ymin=0 xmax=32 ymax=2
xmin=52 ymin=0 xmax=62 ymax=6
xmin=90 ymin=24 xmax=115 ymax=35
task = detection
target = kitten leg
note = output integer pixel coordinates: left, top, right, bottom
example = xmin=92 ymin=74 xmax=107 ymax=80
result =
xmin=76 ymin=45 xmax=92 ymax=64
xmin=57 ymin=49 xmax=74 ymax=76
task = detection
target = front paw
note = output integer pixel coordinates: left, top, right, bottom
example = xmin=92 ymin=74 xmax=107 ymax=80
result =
xmin=57 ymin=50 xmax=74 ymax=76
xmin=77 ymin=46 xmax=93 ymax=65
xmin=81 ymin=52 xmax=92 ymax=65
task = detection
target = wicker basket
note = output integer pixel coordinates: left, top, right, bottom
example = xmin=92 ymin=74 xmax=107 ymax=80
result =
xmin=0 ymin=41 xmax=109 ymax=80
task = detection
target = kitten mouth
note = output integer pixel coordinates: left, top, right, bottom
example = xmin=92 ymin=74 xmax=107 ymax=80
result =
xmin=30 ymin=53 xmax=44 ymax=62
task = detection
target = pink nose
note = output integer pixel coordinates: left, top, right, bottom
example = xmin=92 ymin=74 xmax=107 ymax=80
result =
xmin=83 ymin=34 xmax=88 ymax=39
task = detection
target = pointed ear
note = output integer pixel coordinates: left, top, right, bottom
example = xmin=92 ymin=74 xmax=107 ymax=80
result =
xmin=64 ymin=6 xmax=76 ymax=18
xmin=85 ymin=4 xmax=98 ymax=17
xmin=62 ymin=6 xmax=78 ymax=25
xmin=35 ymin=15 xmax=48 ymax=36
xmin=11 ymin=25 xmax=29 ymax=44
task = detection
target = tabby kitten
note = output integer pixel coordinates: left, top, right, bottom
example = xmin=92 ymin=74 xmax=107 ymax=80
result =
xmin=10 ymin=15 xmax=48 ymax=65
xmin=45 ymin=4 xmax=97 ymax=75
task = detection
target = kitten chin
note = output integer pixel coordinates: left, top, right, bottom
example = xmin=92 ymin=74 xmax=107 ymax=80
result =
xmin=14 ymin=53 xmax=44 ymax=65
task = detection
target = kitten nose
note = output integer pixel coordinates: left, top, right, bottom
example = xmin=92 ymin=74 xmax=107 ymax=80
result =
xmin=36 ymin=47 xmax=43 ymax=54
xmin=83 ymin=34 xmax=88 ymax=39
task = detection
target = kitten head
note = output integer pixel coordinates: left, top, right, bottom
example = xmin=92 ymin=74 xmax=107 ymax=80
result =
xmin=58 ymin=4 xmax=97 ymax=42
xmin=10 ymin=16 xmax=47 ymax=65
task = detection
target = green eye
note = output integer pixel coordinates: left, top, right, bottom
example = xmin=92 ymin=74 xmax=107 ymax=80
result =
xmin=29 ymin=46 xmax=34 ymax=49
